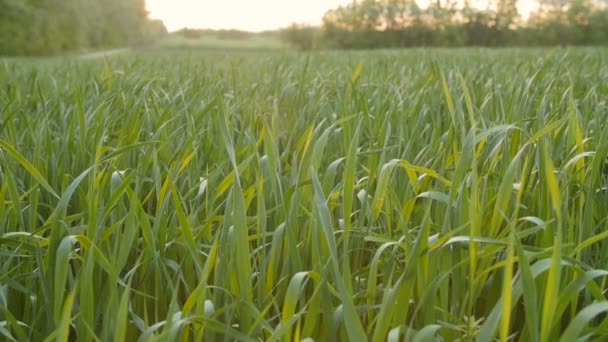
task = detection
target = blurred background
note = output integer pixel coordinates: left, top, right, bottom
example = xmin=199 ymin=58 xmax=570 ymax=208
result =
xmin=1 ymin=0 xmax=607 ymax=55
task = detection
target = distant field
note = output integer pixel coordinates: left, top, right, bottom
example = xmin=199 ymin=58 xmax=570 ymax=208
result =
xmin=153 ymin=32 xmax=286 ymax=50
xmin=1 ymin=48 xmax=608 ymax=341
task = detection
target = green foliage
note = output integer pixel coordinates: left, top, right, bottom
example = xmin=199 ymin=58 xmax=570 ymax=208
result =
xmin=280 ymin=24 xmax=318 ymax=50
xmin=181 ymin=28 xmax=203 ymax=39
xmin=216 ymin=29 xmax=252 ymax=40
xmin=146 ymin=19 xmax=169 ymax=42
xmin=281 ymin=0 xmax=608 ymax=49
xmin=180 ymin=29 xmax=254 ymax=41
xmin=1 ymin=48 xmax=608 ymax=341
xmin=0 ymin=0 xmax=167 ymax=56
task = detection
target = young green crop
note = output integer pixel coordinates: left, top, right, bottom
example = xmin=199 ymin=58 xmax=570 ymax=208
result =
xmin=0 ymin=48 xmax=607 ymax=341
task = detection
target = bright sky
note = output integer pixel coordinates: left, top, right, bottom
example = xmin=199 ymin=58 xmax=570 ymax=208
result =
xmin=147 ymin=0 xmax=539 ymax=32
xmin=146 ymin=0 xmax=350 ymax=32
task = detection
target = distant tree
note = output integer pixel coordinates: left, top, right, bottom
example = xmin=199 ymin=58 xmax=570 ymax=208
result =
xmin=280 ymin=24 xmax=317 ymax=50
xmin=496 ymin=0 xmax=519 ymax=30
xmin=182 ymin=28 xmax=202 ymax=39
xmin=462 ymin=3 xmax=497 ymax=46
xmin=0 ymin=1 xmax=33 ymax=55
xmin=0 ymin=0 xmax=166 ymax=55
xmin=146 ymin=19 xmax=169 ymax=42
xmin=313 ymin=0 xmax=608 ymax=49
xmin=217 ymin=30 xmax=252 ymax=40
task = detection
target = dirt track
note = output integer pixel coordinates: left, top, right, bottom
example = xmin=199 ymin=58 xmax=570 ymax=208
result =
xmin=78 ymin=48 xmax=129 ymax=59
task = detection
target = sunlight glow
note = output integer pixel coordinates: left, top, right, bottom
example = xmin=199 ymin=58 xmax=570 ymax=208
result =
xmin=147 ymin=0 xmax=539 ymax=32
xmin=146 ymin=0 xmax=351 ymax=32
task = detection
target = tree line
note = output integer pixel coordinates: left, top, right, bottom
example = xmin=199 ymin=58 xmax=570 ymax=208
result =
xmin=281 ymin=0 xmax=608 ymax=49
xmin=178 ymin=28 xmax=277 ymax=40
xmin=0 ymin=0 xmax=167 ymax=56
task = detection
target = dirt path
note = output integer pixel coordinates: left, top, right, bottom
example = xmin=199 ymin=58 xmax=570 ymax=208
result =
xmin=78 ymin=48 xmax=130 ymax=59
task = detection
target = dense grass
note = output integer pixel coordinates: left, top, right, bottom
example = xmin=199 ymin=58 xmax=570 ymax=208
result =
xmin=1 ymin=48 xmax=608 ymax=341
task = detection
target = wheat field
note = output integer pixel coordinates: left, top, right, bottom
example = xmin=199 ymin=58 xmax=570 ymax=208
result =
xmin=1 ymin=48 xmax=608 ymax=341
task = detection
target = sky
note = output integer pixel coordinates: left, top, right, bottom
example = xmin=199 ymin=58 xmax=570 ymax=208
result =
xmin=147 ymin=0 xmax=539 ymax=32
xmin=146 ymin=0 xmax=351 ymax=32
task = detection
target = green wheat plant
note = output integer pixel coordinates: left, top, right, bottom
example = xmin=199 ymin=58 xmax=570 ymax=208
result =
xmin=0 ymin=48 xmax=607 ymax=341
